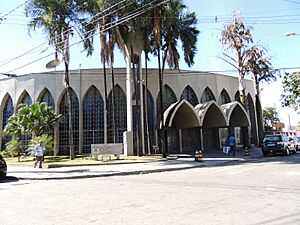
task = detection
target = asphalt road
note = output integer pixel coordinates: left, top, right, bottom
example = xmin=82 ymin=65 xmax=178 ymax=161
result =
xmin=0 ymin=153 xmax=300 ymax=225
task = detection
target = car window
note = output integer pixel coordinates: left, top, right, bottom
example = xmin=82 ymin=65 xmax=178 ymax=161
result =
xmin=263 ymin=136 xmax=281 ymax=142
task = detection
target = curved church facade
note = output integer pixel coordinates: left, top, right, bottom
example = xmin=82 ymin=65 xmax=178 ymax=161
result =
xmin=0 ymin=68 xmax=260 ymax=155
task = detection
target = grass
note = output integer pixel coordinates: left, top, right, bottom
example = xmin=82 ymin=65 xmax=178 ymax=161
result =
xmin=5 ymin=154 xmax=163 ymax=166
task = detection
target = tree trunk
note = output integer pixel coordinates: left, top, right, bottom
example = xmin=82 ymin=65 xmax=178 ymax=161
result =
xmin=157 ymin=46 xmax=166 ymax=158
xmin=144 ymin=54 xmax=151 ymax=154
xmin=103 ymin=63 xmax=108 ymax=143
xmin=111 ymin=65 xmax=116 ymax=143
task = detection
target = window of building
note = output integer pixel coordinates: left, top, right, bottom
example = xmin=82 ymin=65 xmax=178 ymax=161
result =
xmin=83 ymin=86 xmax=104 ymax=153
xmin=59 ymin=88 xmax=79 ymax=155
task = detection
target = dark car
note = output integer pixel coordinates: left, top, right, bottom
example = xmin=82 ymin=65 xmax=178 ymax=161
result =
xmin=261 ymin=134 xmax=296 ymax=156
xmin=0 ymin=154 xmax=7 ymax=180
xmin=294 ymin=137 xmax=300 ymax=151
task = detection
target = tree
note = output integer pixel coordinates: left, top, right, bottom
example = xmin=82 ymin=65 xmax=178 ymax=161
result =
xmin=151 ymin=0 xmax=199 ymax=157
xmin=3 ymin=102 xmax=62 ymax=138
xmin=5 ymin=139 xmax=23 ymax=162
xmin=245 ymin=46 xmax=280 ymax=143
xmin=281 ymin=72 xmax=300 ymax=113
xmin=263 ymin=107 xmax=280 ymax=132
xmin=25 ymin=0 xmax=86 ymax=159
xmin=160 ymin=0 xmax=199 ymax=71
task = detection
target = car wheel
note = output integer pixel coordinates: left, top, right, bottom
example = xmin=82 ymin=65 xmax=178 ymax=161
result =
xmin=284 ymin=148 xmax=290 ymax=156
xmin=0 ymin=172 xmax=6 ymax=180
xmin=263 ymin=151 xmax=268 ymax=157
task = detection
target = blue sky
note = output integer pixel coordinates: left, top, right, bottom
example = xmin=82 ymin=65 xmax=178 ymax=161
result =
xmin=0 ymin=0 xmax=299 ymax=127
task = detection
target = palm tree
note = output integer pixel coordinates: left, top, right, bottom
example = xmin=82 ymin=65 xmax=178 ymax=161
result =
xmin=25 ymin=0 xmax=86 ymax=159
xmin=161 ymin=0 xmax=199 ymax=72
xmin=151 ymin=0 xmax=199 ymax=157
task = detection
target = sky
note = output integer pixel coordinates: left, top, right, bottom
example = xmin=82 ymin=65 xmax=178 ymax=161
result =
xmin=0 ymin=0 xmax=299 ymax=128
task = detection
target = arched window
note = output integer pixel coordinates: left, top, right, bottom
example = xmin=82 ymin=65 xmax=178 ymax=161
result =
xmin=107 ymin=85 xmax=127 ymax=143
xmin=156 ymin=85 xmax=177 ymax=128
xmin=132 ymin=86 xmax=155 ymax=154
xmin=1 ymin=95 xmax=14 ymax=150
xmin=83 ymin=86 xmax=104 ymax=153
xmin=234 ymin=91 xmax=241 ymax=102
xmin=180 ymin=86 xmax=198 ymax=107
xmin=19 ymin=92 xmax=32 ymax=146
xmin=218 ymin=89 xmax=231 ymax=105
xmin=20 ymin=92 xmax=32 ymax=106
xmin=248 ymin=94 xmax=258 ymax=145
xmin=200 ymin=87 xmax=215 ymax=103
xmin=40 ymin=89 xmax=55 ymax=109
xmin=59 ymin=88 xmax=79 ymax=155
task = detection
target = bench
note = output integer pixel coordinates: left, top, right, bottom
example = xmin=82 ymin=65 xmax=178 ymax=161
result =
xmin=91 ymin=144 xmax=123 ymax=161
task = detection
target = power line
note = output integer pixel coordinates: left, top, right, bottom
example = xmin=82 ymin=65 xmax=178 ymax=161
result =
xmin=0 ymin=0 xmax=28 ymax=23
xmin=6 ymin=0 xmax=171 ymax=74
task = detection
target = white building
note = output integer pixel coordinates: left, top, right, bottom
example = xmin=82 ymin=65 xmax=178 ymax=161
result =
xmin=0 ymin=68 xmax=259 ymax=155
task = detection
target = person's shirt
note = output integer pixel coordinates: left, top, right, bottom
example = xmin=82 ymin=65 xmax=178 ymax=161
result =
xmin=229 ymin=136 xmax=235 ymax=146
xmin=34 ymin=144 xmax=45 ymax=156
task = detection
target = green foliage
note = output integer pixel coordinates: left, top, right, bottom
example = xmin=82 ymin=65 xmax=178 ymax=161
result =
xmin=27 ymin=134 xmax=54 ymax=156
xmin=281 ymin=72 xmax=300 ymax=113
xmin=263 ymin=107 xmax=280 ymax=131
xmin=5 ymin=139 xmax=24 ymax=161
xmin=3 ymin=102 xmax=62 ymax=138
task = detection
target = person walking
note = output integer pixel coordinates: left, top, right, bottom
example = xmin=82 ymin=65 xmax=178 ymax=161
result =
xmin=34 ymin=140 xmax=45 ymax=168
xmin=229 ymin=134 xmax=236 ymax=156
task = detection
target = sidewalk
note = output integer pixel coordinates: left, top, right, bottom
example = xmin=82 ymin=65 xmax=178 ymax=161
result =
xmin=6 ymin=147 xmax=263 ymax=180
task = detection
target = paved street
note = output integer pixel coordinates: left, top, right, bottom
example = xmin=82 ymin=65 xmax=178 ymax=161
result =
xmin=0 ymin=152 xmax=299 ymax=225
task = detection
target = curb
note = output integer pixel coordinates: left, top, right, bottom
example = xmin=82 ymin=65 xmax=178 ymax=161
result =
xmin=15 ymin=159 xmax=245 ymax=181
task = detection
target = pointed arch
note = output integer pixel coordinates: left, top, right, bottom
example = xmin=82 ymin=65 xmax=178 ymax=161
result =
xmin=218 ymin=89 xmax=231 ymax=105
xmin=247 ymin=94 xmax=258 ymax=145
xmin=132 ymin=86 xmax=155 ymax=154
xmin=234 ymin=91 xmax=241 ymax=102
xmin=1 ymin=94 xmax=14 ymax=150
xmin=107 ymin=84 xmax=127 ymax=143
xmin=180 ymin=85 xmax=198 ymax=107
xmin=222 ymin=101 xmax=251 ymax=127
xmin=58 ymin=87 xmax=79 ymax=155
xmin=38 ymin=88 xmax=55 ymax=109
xmin=164 ymin=99 xmax=200 ymax=128
xmin=82 ymin=85 xmax=104 ymax=153
xmin=156 ymin=84 xmax=177 ymax=128
xmin=195 ymin=101 xmax=227 ymax=127
xmin=200 ymin=87 xmax=216 ymax=103
xmin=17 ymin=90 xmax=32 ymax=106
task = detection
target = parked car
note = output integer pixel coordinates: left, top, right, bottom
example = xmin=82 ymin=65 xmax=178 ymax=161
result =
xmin=293 ymin=137 xmax=300 ymax=151
xmin=0 ymin=154 xmax=7 ymax=180
xmin=261 ymin=134 xmax=296 ymax=156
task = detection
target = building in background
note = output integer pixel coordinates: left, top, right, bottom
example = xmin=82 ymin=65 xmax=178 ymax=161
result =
xmin=0 ymin=68 xmax=258 ymax=155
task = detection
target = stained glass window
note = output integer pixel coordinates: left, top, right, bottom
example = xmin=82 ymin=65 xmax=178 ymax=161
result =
xmin=248 ymin=94 xmax=257 ymax=145
xmin=219 ymin=89 xmax=231 ymax=105
xmin=19 ymin=92 xmax=32 ymax=146
xmin=156 ymin=85 xmax=177 ymax=128
xmin=59 ymin=88 xmax=79 ymax=155
xmin=132 ymin=86 xmax=155 ymax=154
xmin=39 ymin=89 xmax=55 ymax=137
xmin=40 ymin=89 xmax=55 ymax=109
xmin=200 ymin=87 xmax=215 ymax=103
xmin=180 ymin=86 xmax=198 ymax=107
xmin=1 ymin=95 xmax=14 ymax=150
xmin=107 ymin=85 xmax=127 ymax=143
xmin=83 ymin=86 xmax=104 ymax=153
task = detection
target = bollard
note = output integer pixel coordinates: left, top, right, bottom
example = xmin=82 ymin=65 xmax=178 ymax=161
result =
xmin=194 ymin=150 xmax=199 ymax=162
xmin=244 ymin=146 xmax=250 ymax=156
xmin=194 ymin=150 xmax=203 ymax=162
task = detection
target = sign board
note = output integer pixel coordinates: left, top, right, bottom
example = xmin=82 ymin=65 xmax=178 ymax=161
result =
xmin=91 ymin=143 xmax=123 ymax=155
